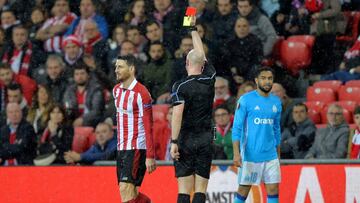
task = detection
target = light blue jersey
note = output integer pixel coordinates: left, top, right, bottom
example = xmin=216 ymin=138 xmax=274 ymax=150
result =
xmin=232 ymin=90 xmax=282 ymax=162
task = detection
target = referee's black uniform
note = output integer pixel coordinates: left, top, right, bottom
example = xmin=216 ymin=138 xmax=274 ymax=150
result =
xmin=171 ymin=61 xmax=216 ymax=179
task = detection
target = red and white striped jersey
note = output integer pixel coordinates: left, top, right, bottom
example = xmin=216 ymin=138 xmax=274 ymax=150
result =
xmin=112 ymin=79 xmax=155 ymax=158
xmin=41 ymin=12 xmax=77 ymax=53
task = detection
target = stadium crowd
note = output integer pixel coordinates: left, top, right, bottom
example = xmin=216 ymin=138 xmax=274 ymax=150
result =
xmin=0 ymin=0 xmax=360 ymax=166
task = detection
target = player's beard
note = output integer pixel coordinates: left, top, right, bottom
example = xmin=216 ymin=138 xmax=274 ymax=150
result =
xmin=258 ymin=84 xmax=272 ymax=93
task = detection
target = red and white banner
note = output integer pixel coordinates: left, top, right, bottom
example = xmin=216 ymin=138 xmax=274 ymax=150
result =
xmin=0 ymin=165 xmax=359 ymax=203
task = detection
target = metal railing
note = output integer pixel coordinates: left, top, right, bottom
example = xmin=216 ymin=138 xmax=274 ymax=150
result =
xmin=93 ymin=159 xmax=360 ymax=166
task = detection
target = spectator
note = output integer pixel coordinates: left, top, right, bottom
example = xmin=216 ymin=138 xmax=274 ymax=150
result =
xmin=280 ymin=103 xmax=316 ymax=159
xmin=28 ymin=6 xmax=46 ymax=46
xmin=284 ymin=0 xmax=311 ymax=35
xmin=153 ymin=106 xmax=172 ymax=160
xmin=171 ymin=35 xmax=193 ymax=85
xmin=214 ymin=105 xmax=233 ymax=160
xmin=143 ymin=41 xmax=172 ymax=104
xmin=213 ymin=76 xmax=236 ymax=111
xmin=0 ymin=102 xmax=36 ymax=165
xmin=188 ymin=0 xmax=214 ymax=27
xmin=236 ymin=80 xmax=256 ymax=99
xmin=126 ymin=26 xmax=147 ymax=58
xmin=222 ymin=17 xmax=263 ymax=82
xmin=310 ymin=0 xmax=345 ymax=74
xmin=259 ymin=0 xmax=279 ymax=18
xmin=211 ymin=0 xmax=238 ymax=53
xmin=350 ymin=106 xmax=360 ymax=159
xmin=65 ymin=0 xmax=108 ymax=41
xmin=152 ymin=0 xmax=182 ymax=51
xmin=124 ymin=0 xmax=148 ymax=32
xmin=1 ymin=9 xmax=20 ymax=41
xmin=144 ymin=20 xmax=175 ymax=56
xmin=82 ymin=20 xmax=108 ymax=69
xmin=1 ymin=25 xmax=45 ymax=77
xmin=64 ymin=122 xmax=116 ymax=164
xmin=33 ymin=55 xmax=69 ymax=103
xmin=26 ymin=85 xmax=54 ymax=138
xmin=305 ymin=104 xmax=349 ymax=159
xmin=4 ymin=83 xmax=29 ymax=119
xmin=120 ymin=39 xmax=147 ymax=64
xmin=0 ymin=63 xmax=36 ymax=112
xmin=321 ymin=34 xmax=360 ymax=81
xmin=0 ymin=27 xmax=5 ymax=53
xmin=237 ymin=0 xmax=277 ymax=56
xmin=35 ymin=104 xmax=73 ymax=165
xmin=62 ymin=35 xmax=83 ymax=68
xmin=107 ymin=24 xmax=127 ymax=69
xmin=36 ymin=0 xmax=77 ymax=53
xmin=271 ymin=83 xmax=303 ymax=130
xmin=63 ymin=62 xmax=104 ymax=127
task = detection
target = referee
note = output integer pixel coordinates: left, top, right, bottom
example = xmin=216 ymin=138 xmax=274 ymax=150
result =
xmin=170 ymin=16 xmax=216 ymax=203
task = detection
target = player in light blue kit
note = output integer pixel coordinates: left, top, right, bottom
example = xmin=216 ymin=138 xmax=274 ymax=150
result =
xmin=232 ymin=67 xmax=282 ymax=203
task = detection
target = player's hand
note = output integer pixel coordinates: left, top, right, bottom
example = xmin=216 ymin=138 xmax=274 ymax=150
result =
xmin=170 ymin=144 xmax=180 ymax=161
xmin=233 ymin=153 xmax=242 ymax=167
xmin=146 ymin=158 xmax=156 ymax=174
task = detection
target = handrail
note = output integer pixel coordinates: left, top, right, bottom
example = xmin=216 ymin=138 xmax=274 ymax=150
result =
xmin=93 ymin=159 xmax=360 ymax=166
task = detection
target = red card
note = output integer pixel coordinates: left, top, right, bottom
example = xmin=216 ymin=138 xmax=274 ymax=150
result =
xmin=185 ymin=7 xmax=197 ymax=16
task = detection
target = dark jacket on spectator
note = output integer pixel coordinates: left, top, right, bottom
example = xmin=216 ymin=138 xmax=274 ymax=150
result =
xmin=143 ymin=52 xmax=172 ymax=100
xmin=63 ymin=79 xmax=104 ymax=127
xmin=0 ymin=119 xmax=36 ymax=165
xmin=281 ymin=118 xmax=316 ymax=159
xmin=211 ymin=10 xmax=238 ymax=50
xmin=222 ymin=33 xmax=263 ymax=81
xmin=38 ymin=75 xmax=68 ymax=104
xmin=80 ymin=136 xmax=117 ymax=164
xmin=38 ymin=125 xmax=74 ymax=164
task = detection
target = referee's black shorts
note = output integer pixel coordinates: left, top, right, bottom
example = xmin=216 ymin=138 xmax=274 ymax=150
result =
xmin=116 ymin=149 xmax=146 ymax=186
xmin=174 ymin=131 xmax=213 ymax=179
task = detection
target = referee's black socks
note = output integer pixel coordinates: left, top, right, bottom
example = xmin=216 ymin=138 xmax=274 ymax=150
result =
xmin=177 ymin=193 xmax=190 ymax=203
xmin=192 ymin=192 xmax=206 ymax=203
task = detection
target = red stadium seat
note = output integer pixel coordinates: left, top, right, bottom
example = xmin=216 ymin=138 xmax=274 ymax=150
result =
xmin=72 ymin=127 xmax=95 ymax=153
xmin=338 ymin=86 xmax=360 ymax=103
xmin=320 ymin=106 xmax=352 ymax=124
xmin=304 ymin=101 xmax=325 ymax=112
xmin=287 ymin=35 xmax=316 ymax=49
xmin=308 ymin=109 xmax=321 ymax=124
xmin=306 ymin=87 xmax=336 ymax=103
xmin=333 ymin=100 xmax=357 ymax=113
xmin=280 ymin=41 xmax=312 ymax=75
xmin=336 ymin=11 xmax=360 ymax=43
xmin=313 ymin=80 xmax=342 ymax=93
xmin=345 ymin=80 xmax=360 ymax=88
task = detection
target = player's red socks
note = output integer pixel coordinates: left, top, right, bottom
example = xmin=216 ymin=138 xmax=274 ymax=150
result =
xmin=127 ymin=193 xmax=151 ymax=203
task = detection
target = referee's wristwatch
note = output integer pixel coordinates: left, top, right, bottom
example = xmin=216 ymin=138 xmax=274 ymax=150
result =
xmin=170 ymin=139 xmax=178 ymax=144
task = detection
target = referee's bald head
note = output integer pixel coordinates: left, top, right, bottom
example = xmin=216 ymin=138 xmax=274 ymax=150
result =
xmin=186 ymin=49 xmax=205 ymax=72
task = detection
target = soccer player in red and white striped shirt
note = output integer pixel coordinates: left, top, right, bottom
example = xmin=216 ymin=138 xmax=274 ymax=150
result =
xmin=113 ymin=55 xmax=156 ymax=203
xmin=36 ymin=0 xmax=77 ymax=53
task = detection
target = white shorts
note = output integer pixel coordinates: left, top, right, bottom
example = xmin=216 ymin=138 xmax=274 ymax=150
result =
xmin=237 ymin=159 xmax=281 ymax=185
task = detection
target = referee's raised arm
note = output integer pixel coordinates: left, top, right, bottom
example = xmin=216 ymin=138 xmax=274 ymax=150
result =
xmin=190 ymin=18 xmax=205 ymax=59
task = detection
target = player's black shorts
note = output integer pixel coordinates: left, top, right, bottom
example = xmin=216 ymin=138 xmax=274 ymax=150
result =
xmin=116 ymin=149 xmax=146 ymax=186
xmin=174 ymin=131 xmax=213 ymax=179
